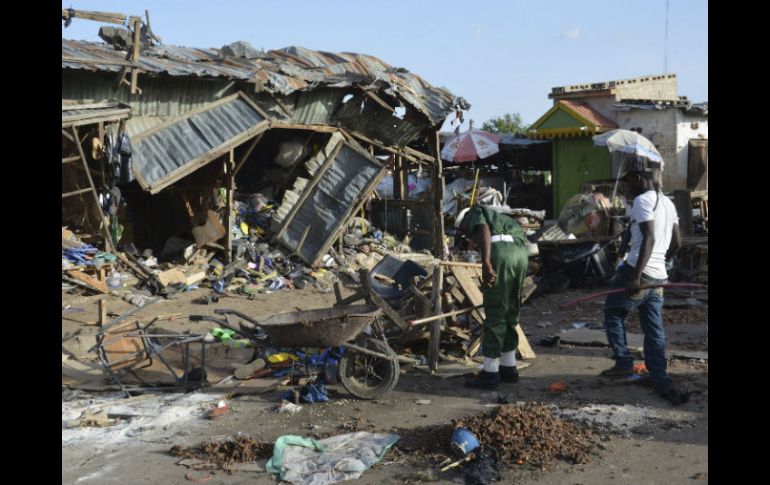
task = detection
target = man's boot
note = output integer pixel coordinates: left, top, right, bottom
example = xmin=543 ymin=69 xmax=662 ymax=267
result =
xmin=499 ymin=365 xmax=519 ymax=383
xmin=465 ymin=370 xmax=500 ymax=389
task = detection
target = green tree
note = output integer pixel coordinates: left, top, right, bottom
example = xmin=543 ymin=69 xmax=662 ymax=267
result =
xmin=481 ymin=113 xmax=529 ymax=135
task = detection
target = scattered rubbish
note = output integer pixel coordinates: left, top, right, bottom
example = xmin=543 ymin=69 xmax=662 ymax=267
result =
xmin=275 ymin=401 xmax=303 ymax=414
xmin=548 ymin=381 xmax=567 ymax=393
xmin=536 ymin=321 xmax=552 ymax=328
xmin=65 ymin=409 xmax=116 ymax=428
xmin=538 ymin=336 xmax=561 ymax=347
xmin=416 ymin=399 xmax=432 ymax=405
xmin=265 ymin=432 xmax=400 ymax=485
xmin=633 ymin=363 xmax=647 ymax=374
xmin=571 ymin=322 xmax=591 ymax=329
xmin=451 ymin=428 xmax=480 ymax=456
xmin=267 ymin=353 xmax=298 ymax=365
xmin=171 ymin=436 xmax=273 ymax=468
xmin=234 ymin=359 xmax=266 ymax=380
xmin=210 ymin=328 xmax=236 ymax=342
xmin=206 ymin=401 xmax=230 ymax=420
xmin=455 ymin=403 xmax=599 ymax=466
xmin=464 ymin=447 xmax=503 ymax=485
xmin=284 ymin=381 xmax=329 ymax=403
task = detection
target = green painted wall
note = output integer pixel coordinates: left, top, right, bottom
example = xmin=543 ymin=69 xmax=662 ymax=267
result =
xmin=552 ymin=137 xmax=611 ymax=215
xmin=539 ymin=108 xmax=581 ymax=130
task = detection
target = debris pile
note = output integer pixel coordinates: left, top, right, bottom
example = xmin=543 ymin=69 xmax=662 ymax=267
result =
xmin=455 ymin=403 xmax=600 ymax=466
xmin=170 ymin=437 xmax=274 ymax=468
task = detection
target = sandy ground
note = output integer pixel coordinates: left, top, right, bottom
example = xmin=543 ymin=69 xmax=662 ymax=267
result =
xmin=62 ymin=283 xmax=708 ymax=484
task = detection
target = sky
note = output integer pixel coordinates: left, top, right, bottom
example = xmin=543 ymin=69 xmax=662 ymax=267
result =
xmin=61 ymin=0 xmax=708 ymax=132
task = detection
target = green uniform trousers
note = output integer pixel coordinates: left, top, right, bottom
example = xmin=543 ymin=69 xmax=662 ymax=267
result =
xmin=481 ymin=241 xmax=529 ymax=358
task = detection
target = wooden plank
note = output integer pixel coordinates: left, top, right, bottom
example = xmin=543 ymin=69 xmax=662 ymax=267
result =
xmin=225 ymin=151 xmax=235 ymax=263
xmin=440 ymin=261 xmax=482 ymax=268
xmin=294 ymin=225 xmax=312 ymax=256
xmin=67 ymin=270 xmax=108 ymax=294
xmin=364 ymin=90 xmax=396 ymax=112
xmin=270 ymin=122 xmax=340 ymax=134
xmin=333 ymin=289 xmax=367 ymax=307
xmin=409 ymin=305 xmax=480 ymax=326
xmin=62 ymin=9 xmax=128 ymax=24
xmin=403 ymin=146 xmax=435 ymax=163
xmin=432 ymin=130 xmax=445 ymax=258
xmin=62 ymin=188 xmax=92 ymax=198
xmin=428 ymin=266 xmax=444 ymax=370
xmin=452 ymin=266 xmax=536 ymax=360
xmin=232 ymin=132 xmax=264 ymax=177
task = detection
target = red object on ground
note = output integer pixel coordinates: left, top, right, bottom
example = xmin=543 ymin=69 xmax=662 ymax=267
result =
xmin=548 ymin=381 xmax=567 ymax=393
xmin=185 ymin=472 xmax=214 ymax=482
xmin=633 ymin=363 xmax=647 ymax=374
xmin=559 ymin=283 xmax=707 ymax=309
xmin=207 ymin=403 xmax=230 ymax=420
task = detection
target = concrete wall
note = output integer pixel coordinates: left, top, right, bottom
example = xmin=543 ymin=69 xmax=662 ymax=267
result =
xmin=582 ymin=97 xmax=619 ymax=121
xmin=614 ymin=75 xmax=678 ymax=101
xmin=613 ymin=109 xmax=679 ymax=188
xmin=612 ymin=108 xmax=707 ymax=191
xmin=675 ymin=112 xmax=709 ymax=190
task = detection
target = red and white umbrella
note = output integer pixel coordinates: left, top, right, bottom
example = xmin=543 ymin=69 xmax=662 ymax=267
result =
xmin=441 ymin=130 xmax=501 ymax=163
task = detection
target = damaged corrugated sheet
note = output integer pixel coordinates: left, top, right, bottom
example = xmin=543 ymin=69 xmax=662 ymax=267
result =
xmin=62 ymin=39 xmax=467 ymax=128
xmin=275 ymin=142 xmax=385 ymax=266
xmin=62 ymin=101 xmax=131 ymax=128
xmin=130 ymin=92 xmax=270 ymax=194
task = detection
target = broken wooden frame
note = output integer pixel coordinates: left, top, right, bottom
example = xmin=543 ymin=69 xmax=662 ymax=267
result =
xmin=62 ymin=103 xmax=131 ymax=252
xmin=130 ymin=92 xmax=272 ymax=194
xmin=270 ymin=127 xmax=388 ymax=267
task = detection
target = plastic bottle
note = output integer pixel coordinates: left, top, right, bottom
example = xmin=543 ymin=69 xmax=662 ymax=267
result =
xmin=107 ymin=270 xmax=122 ymax=289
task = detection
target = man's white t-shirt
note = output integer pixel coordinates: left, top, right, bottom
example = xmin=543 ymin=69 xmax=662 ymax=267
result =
xmin=626 ymin=190 xmax=679 ymax=280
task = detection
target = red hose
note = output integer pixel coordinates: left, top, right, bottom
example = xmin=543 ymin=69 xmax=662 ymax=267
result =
xmin=559 ymin=283 xmax=707 ymax=309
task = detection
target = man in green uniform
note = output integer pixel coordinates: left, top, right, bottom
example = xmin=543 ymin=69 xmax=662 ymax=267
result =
xmin=455 ymin=205 xmax=529 ymax=389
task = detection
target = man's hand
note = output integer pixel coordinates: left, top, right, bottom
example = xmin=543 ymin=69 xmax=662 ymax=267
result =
xmin=625 ymin=277 xmax=642 ymax=297
xmin=482 ymin=262 xmax=497 ymax=288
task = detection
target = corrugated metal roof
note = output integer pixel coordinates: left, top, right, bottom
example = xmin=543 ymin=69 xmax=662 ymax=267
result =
xmin=62 ymin=101 xmax=131 ymax=127
xmin=62 ymin=39 xmax=466 ymax=127
xmin=499 ymin=135 xmax=550 ymax=147
xmin=561 ymin=100 xmax=618 ymax=130
xmin=131 ymin=93 xmax=269 ymax=193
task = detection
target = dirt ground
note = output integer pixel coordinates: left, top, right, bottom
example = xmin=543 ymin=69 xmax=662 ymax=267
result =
xmin=62 ymin=283 xmax=708 ymax=484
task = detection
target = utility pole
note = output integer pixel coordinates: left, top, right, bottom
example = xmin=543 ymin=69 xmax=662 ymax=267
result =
xmin=663 ymin=0 xmax=669 ymax=74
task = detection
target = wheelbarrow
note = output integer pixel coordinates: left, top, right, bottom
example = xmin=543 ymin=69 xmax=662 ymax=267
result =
xmin=195 ymin=304 xmax=399 ymax=400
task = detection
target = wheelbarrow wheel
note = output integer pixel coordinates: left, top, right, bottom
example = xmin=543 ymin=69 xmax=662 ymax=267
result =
xmin=339 ymin=338 xmax=399 ymax=400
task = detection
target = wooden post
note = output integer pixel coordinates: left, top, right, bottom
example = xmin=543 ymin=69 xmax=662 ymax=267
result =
xmin=71 ymin=127 xmax=114 ymax=253
xmin=394 ymin=155 xmax=405 ymax=200
xmin=226 ymin=151 xmax=236 ymax=262
xmin=428 ymin=266 xmax=444 ymax=371
xmin=433 ymin=130 xmax=445 ymax=258
xmin=130 ymin=17 xmax=141 ymax=94
xmin=98 ymin=267 xmax=108 ymax=326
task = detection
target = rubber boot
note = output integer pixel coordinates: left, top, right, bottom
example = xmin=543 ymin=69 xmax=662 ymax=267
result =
xmin=465 ymin=370 xmax=500 ymax=389
xmin=499 ymin=365 xmax=519 ymax=383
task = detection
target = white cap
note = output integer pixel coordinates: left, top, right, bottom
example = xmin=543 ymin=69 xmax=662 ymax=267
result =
xmin=455 ymin=207 xmax=471 ymax=229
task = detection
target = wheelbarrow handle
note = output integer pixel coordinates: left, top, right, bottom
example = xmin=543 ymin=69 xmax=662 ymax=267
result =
xmin=213 ymin=308 xmax=261 ymax=327
xmin=340 ymin=342 xmax=397 ymax=362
